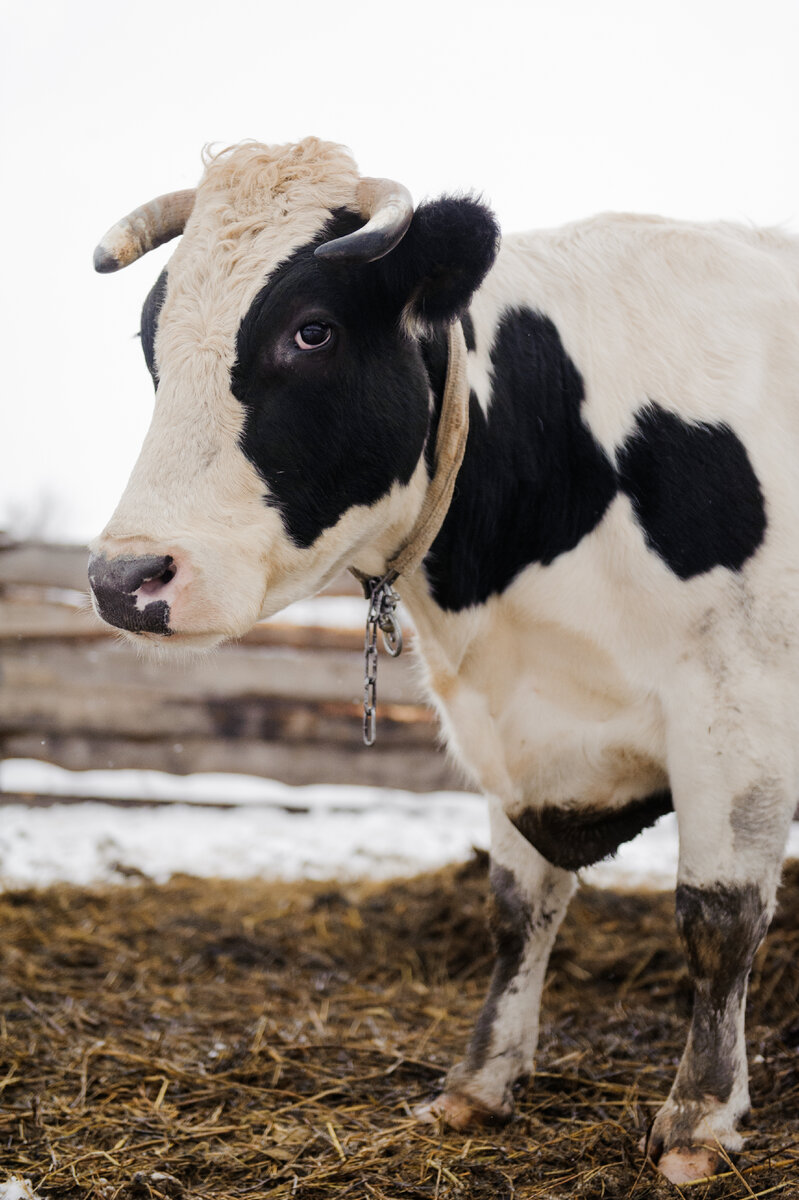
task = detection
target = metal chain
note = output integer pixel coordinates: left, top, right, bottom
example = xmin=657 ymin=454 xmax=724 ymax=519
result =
xmin=362 ymin=575 xmax=403 ymax=746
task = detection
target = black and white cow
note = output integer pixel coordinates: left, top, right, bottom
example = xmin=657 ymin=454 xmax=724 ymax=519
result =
xmin=89 ymin=137 xmax=799 ymax=1185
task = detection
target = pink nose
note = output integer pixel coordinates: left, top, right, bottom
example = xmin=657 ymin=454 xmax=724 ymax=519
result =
xmin=88 ymin=552 xmax=177 ymax=635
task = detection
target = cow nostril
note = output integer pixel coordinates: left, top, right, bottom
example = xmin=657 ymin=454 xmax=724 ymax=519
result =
xmin=139 ymin=561 xmax=177 ymax=597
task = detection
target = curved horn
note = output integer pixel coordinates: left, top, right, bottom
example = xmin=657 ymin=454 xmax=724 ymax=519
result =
xmin=314 ymin=177 xmax=413 ymax=264
xmin=93 ymin=189 xmax=196 ymax=273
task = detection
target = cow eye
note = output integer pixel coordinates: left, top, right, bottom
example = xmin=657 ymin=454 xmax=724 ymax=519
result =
xmin=295 ymin=322 xmax=332 ymax=350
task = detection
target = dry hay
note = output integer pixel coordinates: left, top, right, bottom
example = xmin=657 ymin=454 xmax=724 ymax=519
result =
xmin=1 ymin=854 xmax=798 ymax=1199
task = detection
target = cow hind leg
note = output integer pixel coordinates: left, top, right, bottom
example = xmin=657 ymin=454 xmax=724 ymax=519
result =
xmin=417 ymin=800 xmax=575 ymax=1127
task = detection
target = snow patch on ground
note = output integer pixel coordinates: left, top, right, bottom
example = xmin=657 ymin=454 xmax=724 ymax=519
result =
xmin=0 ymin=759 xmax=488 ymax=887
xmin=0 ymin=1180 xmax=42 ymax=1200
xmin=3 ymin=759 xmax=799 ymax=891
xmin=0 ymin=793 xmax=490 ymax=888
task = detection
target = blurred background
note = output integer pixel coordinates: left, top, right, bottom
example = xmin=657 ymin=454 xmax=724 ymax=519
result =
xmin=1 ymin=0 xmax=798 ymax=886
xmin=2 ymin=0 xmax=798 ymax=542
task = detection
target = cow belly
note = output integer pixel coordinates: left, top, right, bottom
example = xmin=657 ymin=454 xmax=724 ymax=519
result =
xmin=504 ymin=718 xmax=671 ymax=868
xmin=433 ymin=662 xmax=669 ymax=869
xmin=511 ymin=789 xmax=673 ymax=869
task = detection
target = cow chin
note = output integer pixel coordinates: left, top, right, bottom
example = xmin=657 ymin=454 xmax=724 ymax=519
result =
xmin=119 ymin=627 xmax=231 ymax=656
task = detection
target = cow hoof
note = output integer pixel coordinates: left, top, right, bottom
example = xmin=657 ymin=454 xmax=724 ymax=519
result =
xmin=656 ymin=1145 xmax=722 ymax=1184
xmin=414 ymin=1091 xmax=509 ymax=1130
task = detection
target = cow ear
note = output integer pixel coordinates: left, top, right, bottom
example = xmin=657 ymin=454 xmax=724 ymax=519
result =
xmin=378 ymin=195 xmax=500 ymax=328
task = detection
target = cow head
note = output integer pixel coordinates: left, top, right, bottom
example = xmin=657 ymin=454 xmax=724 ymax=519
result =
xmin=89 ymin=138 xmax=499 ymax=648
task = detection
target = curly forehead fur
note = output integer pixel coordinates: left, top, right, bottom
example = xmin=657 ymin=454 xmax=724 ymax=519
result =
xmin=197 ymin=137 xmax=360 ymax=228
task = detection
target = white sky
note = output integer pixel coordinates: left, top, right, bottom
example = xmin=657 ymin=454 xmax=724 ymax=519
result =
xmin=2 ymin=0 xmax=798 ymax=542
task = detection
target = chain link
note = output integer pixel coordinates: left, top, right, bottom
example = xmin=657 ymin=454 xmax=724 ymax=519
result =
xmin=362 ymin=575 xmax=403 ymax=746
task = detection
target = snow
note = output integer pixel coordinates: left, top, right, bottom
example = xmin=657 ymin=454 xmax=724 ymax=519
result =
xmin=0 ymin=1181 xmax=41 ymax=1200
xmin=2 ymin=759 xmax=799 ymax=892
xmin=0 ymin=759 xmax=488 ymax=887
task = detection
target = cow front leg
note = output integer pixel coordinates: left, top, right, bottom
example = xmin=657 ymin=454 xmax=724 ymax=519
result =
xmin=647 ymin=754 xmax=794 ymax=1183
xmin=419 ymin=800 xmax=575 ymax=1127
xmin=648 ymin=880 xmax=772 ymax=1183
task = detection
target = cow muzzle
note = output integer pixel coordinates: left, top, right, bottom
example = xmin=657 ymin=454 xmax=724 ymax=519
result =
xmin=88 ymin=552 xmax=182 ymax=636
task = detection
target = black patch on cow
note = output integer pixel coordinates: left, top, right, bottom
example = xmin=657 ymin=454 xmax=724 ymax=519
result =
xmin=422 ymin=307 xmax=618 ymax=611
xmin=511 ymin=790 xmax=673 ymax=870
xmin=617 ymin=404 xmax=767 ymax=579
xmin=232 ymin=210 xmax=432 ymax=548
xmin=140 ymin=267 xmax=168 ymax=388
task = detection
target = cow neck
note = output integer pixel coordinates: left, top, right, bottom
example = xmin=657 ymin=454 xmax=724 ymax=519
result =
xmin=349 ymin=319 xmax=470 ymax=594
xmin=350 ymin=319 xmax=470 ymax=746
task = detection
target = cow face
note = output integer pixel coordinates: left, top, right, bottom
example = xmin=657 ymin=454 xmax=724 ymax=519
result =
xmin=89 ymin=139 xmax=498 ymax=648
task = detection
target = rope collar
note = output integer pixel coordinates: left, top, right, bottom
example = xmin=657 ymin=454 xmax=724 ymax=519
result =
xmin=351 ymin=320 xmax=470 ymax=743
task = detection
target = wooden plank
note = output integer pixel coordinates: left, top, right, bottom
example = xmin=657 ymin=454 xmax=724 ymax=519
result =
xmin=0 ymin=545 xmax=452 ymax=791
xmin=0 ymin=600 xmax=105 ymax=639
xmin=0 ymin=733 xmax=464 ymax=792
xmin=1 ymin=636 xmax=419 ymax=705
xmin=0 ymin=542 xmax=89 ymax=591
xmin=0 ymin=684 xmax=434 ymax=743
xmin=0 ymin=790 xmax=345 ymax=812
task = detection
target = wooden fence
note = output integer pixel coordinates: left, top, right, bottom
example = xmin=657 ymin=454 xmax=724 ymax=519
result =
xmin=0 ymin=539 xmax=464 ymax=794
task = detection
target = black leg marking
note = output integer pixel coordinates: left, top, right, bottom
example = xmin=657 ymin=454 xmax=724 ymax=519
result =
xmin=512 ymin=791 xmax=673 ymax=870
xmin=673 ymin=884 xmax=768 ymax=1102
xmin=436 ymin=852 xmax=574 ymax=1124
xmin=465 ymin=864 xmax=531 ymax=1074
xmin=648 ymin=882 xmax=770 ymax=1158
xmin=458 ymin=864 xmax=564 ymax=1084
